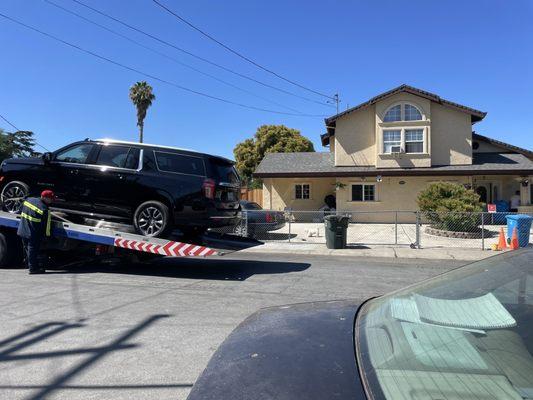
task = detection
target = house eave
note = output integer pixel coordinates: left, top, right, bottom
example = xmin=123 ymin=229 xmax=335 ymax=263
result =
xmin=255 ymin=169 xmax=533 ymax=179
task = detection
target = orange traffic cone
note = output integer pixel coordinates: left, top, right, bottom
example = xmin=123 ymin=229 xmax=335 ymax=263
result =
xmin=510 ymin=227 xmax=520 ymax=250
xmin=498 ymin=227 xmax=507 ymax=250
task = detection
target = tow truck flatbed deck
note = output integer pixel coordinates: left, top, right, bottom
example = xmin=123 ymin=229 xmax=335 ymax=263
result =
xmin=0 ymin=210 xmax=261 ymax=263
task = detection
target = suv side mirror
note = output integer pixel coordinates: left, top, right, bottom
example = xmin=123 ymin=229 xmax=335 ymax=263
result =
xmin=42 ymin=152 xmax=52 ymax=163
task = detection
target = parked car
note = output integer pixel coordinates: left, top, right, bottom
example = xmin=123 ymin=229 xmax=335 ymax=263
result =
xmin=0 ymin=139 xmax=241 ymax=237
xmin=187 ymin=248 xmax=533 ymax=400
xmin=233 ymin=200 xmax=285 ymax=237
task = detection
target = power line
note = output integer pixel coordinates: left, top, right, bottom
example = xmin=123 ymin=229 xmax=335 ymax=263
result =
xmin=0 ymin=113 xmax=19 ymax=131
xmin=0 ymin=113 xmax=51 ymax=152
xmin=0 ymin=12 xmax=327 ymax=117
xmin=152 ymin=0 xmax=335 ymax=101
xmin=43 ymin=0 xmax=306 ymax=115
xmin=68 ymin=0 xmax=334 ymax=109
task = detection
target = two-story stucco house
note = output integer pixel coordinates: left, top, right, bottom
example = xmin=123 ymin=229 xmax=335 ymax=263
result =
xmin=254 ymin=85 xmax=533 ymax=221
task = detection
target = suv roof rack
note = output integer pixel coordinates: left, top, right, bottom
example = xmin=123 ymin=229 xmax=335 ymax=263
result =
xmin=93 ymin=138 xmax=235 ymax=164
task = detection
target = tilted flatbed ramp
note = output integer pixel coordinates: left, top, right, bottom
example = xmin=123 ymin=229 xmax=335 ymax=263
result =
xmin=0 ymin=211 xmax=261 ymax=257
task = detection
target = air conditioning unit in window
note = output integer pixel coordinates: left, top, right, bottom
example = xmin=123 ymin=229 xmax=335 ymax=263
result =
xmin=390 ymin=146 xmax=403 ymax=157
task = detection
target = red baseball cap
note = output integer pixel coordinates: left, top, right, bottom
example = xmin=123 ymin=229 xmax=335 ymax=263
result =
xmin=41 ymin=190 xmax=56 ymax=200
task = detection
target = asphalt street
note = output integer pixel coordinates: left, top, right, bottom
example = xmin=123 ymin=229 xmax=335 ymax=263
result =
xmin=0 ymin=252 xmax=464 ymax=400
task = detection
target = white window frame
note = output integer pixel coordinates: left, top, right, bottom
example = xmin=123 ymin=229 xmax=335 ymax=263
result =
xmin=294 ymin=183 xmax=311 ymax=200
xmin=404 ymin=129 xmax=425 ymax=154
xmin=382 ymin=127 xmax=426 ymax=154
xmin=350 ymin=183 xmax=376 ymax=202
xmin=383 ymin=129 xmax=402 ymax=154
xmin=382 ymin=102 xmax=424 ymax=122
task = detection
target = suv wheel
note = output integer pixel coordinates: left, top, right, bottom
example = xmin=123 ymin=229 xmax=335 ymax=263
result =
xmin=233 ymin=221 xmax=250 ymax=237
xmin=1 ymin=181 xmax=29 ymax=214
xmin=133 ymin=201 xmax=170 ymax=238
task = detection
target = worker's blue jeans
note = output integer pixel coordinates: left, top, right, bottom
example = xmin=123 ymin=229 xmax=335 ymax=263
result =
xmin=21 ymin=238 xmax=42 ymax=272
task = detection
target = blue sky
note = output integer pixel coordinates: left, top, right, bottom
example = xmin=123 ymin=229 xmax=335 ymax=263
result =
xmin=1 ymin=0 xmax=531 ymax=158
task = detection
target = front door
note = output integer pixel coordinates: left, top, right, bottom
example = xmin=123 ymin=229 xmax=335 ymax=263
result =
xmin=475 ymin=181 xmax=501 ymax=204
xmin=476 ymin=186 xmax=489 ymax=204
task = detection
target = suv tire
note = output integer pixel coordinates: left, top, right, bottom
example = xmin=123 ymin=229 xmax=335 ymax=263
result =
xmin=1 ymin=181 xmax=29 ymax=214
xmin=133 ymin=201 xmax=171 ymax=238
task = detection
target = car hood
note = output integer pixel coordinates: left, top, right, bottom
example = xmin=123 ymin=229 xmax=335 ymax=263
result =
xmin=2 ymin=157 xmax=44 ymax=166
xmin=187 ymin=300 xmax=366 ymax=400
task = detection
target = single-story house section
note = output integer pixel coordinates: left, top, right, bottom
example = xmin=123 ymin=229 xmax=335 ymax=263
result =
xmin=254 ymin=85 xmax=533 ymax=222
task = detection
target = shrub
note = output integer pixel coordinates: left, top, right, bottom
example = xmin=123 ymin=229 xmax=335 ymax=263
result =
xmin=417 ymin=182 xmax=483 ymax=232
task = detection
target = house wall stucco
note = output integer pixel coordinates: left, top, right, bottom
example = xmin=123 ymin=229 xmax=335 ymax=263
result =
xmin=430 ymin=103 xmax=472 ymax=165
xmin=332 ymin=92 xmax=474 ymax=168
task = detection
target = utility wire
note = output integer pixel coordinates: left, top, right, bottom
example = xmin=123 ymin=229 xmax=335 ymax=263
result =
xmin=68 ymin=0 xmax=334 ymax=109
xmin=152 ymin=0 xmax=335 ymax=101
xmin=0 ymin=113 xmax=19 ymax=131
xmin=44 ymin=0 xmax=306 ymax=115
xmin=0 ymin=112 xmax=51 ymax=152
xmin=0 ymin=12 xmax=326 ymax=117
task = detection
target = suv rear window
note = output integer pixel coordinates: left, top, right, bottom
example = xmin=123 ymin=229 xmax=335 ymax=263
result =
xmin=210 ymin=159 xmax=239 ymax=184
xmin=155 ymin=152 xmax=206 ymax=176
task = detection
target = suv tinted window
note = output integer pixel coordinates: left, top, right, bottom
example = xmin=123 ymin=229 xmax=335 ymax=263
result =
xmin=211 ymin=159 xmax=239 ymax=184
xmin=155 ymin=152 xmax=206 ymax=176
xmin=96 ymin=145 xmax=140 ymax=169
xmin=55 ymin=143 xmax=94 ymax=164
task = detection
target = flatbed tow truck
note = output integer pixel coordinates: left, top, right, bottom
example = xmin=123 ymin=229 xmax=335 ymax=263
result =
xmin=0 ymin=210 xmax=260 ymax=268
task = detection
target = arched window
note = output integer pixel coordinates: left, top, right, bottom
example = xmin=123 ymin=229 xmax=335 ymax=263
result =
xmin=383 ymin=103 xmax=423 ymax=122
xmin=383 ymin=105 xmax=401 ymax=122
xmin=404 ymin=104 xmax=422 ymax=121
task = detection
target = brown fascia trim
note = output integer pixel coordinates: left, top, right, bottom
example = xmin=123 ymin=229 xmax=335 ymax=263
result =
xmin=324 ymin=85 xmax=486 ymax=125
xmin=255 ymin=169 xmax=533 ymax=178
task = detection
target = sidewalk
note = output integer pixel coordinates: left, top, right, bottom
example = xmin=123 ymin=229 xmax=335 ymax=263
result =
xmin=240 ymin=242 xmax=499 ymax=261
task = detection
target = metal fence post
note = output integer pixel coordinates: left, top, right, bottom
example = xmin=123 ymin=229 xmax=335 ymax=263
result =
xmin=244 ymin=210 xmax=248 ymax=237
xmin=288 ymin=212 xmax=292 ymax=243
xmin=394 ymin=211 xmax=398 ymax=245
xmin=415 ymin=211 xmax=421 ymax=249
xmin=481 ymin=212 xmax=485 ymax=250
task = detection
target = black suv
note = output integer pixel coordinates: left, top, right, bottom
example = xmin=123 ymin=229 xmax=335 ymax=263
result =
xmin=0 ymin=139 xmax=241 ymax=237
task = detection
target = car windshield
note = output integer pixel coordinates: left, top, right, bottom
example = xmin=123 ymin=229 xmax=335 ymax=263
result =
xmin=356 ymin=248 xmax=533 ymax=400
xmin=242 ymin=202 xmax=262 ymax=210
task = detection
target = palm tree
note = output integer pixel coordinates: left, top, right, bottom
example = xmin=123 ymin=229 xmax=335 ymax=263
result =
xmin=129 ymin=81 xmax=155 ymax=143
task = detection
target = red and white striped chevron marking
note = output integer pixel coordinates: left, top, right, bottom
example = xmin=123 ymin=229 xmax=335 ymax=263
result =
xmin=113 ymin=238 xmax=217 ymax=257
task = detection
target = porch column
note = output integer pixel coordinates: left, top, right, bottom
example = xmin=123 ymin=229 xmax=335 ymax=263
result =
xmin=520 ymin=177 xmax=531 ymax=206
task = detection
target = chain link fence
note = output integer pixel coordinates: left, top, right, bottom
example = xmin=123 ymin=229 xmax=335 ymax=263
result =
xmin=211 ymin=210 xmax=533 ymax=250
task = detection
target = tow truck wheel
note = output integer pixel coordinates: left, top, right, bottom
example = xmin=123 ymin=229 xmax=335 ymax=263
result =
xmin=0 ymin=230 xmax=24 ymax=268
xmin=133 ymin=201 xmax=170 ymax=238
xmin=1 ymin=181 xmax=29 ymax=214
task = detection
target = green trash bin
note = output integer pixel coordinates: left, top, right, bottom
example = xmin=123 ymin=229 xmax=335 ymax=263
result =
xmin=324 ymin=215 xmax=350 ymax=249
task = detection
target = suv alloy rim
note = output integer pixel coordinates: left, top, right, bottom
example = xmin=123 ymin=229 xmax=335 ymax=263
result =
xmin=1 ymin=184 xmax=27 ymax=213
xmin=137 ymin=206 xmax=164 ymax=236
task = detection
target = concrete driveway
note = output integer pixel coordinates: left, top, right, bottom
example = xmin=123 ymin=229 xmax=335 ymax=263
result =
xmin=0 ymin=253 xmax=463 ymax=400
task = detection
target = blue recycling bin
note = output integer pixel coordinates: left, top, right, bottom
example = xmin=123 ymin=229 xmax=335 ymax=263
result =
xmin=506 ymin=215 xmax=533 ymax=247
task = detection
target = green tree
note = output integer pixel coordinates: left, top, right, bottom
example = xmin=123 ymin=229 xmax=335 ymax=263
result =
xmin=0 ymin=129 xmax=38 ymax=161
xmin=417 ymin=182 xmax=483 ymax=231
xmin=129 ymin=81 xmax=155 ymax=143
xmin=233 ymin=125 xmax=314 ymax=184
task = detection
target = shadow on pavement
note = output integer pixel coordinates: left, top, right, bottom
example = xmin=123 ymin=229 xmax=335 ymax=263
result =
xmin=48 ymin=257 xmax=311 ymax=281
xmin=0 ymin=315 xmax=189 ymax=399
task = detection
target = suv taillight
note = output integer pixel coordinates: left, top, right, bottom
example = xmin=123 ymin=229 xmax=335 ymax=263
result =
xmin=0 ymin=176 xmax=4 ymax=183
xmin=203 ymin=179 xmax=216 ymax=199
xmin=266 ymin=212 xmax=273 ymax=223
